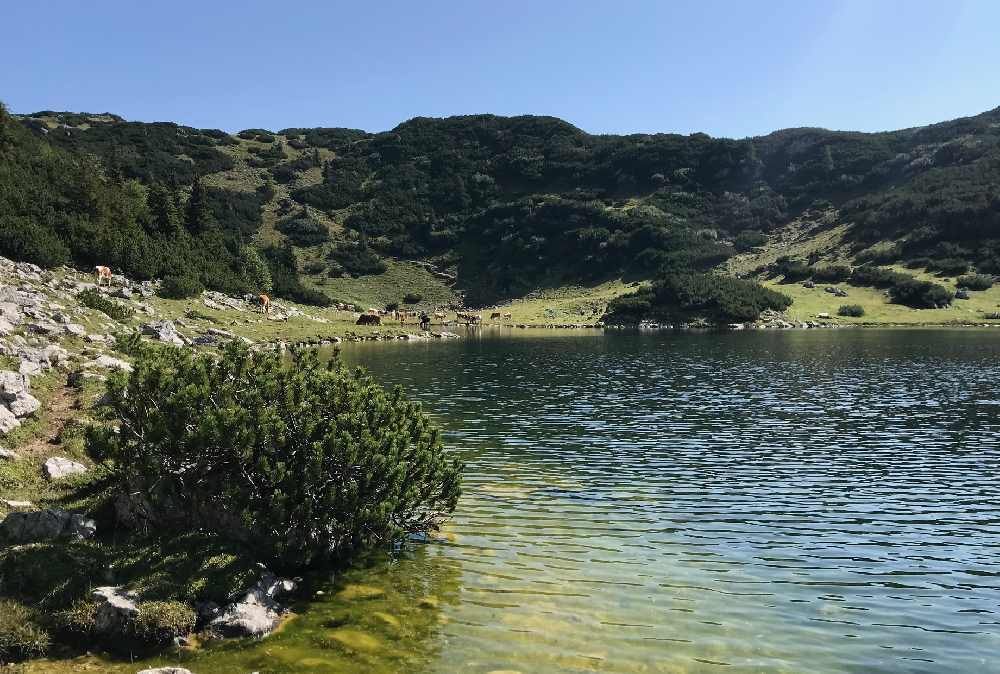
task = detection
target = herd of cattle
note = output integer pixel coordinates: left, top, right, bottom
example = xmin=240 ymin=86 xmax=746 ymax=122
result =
xmin=354 ymin=307 xmax=512 ymax=327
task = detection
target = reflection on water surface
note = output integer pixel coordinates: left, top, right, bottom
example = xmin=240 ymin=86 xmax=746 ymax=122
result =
xmin=36 ymin=330 xmax=1000 ymax=673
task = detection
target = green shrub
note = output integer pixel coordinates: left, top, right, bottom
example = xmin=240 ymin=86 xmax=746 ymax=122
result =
xmin=238 ymin=245 xmax=273 ymax=293
xmin=0 ymin=600 xmax=50 ymax=662
xmin=928 ymin=257 xmax=970 ymax=275
xmin=88 ymin=343 xmax=463 ymax=570
xmin=158 ymin=274 xmax=204 ymax=299
xmin=773 ymin=257 xmax=811 ymax=282
xmin=734 ymin=230 xmax=767 ymax=252
xmin=890 ymin=278 xmax=954 ymax=308
xmin=132 ymin=601 xmax=196 ymax=646
xmin=850 ymin=265 xmax=909 ymax=288
xmin=812 ymin=265 xmax=852 ymax=283
xmin=956 ymin=274 xmax=994 ymax=291
xmin=54 ymin=600 xmax=99 ymax=639
xmin=0 ymin=543 xmax=108 ymax=609
xmin=78 ymin=288 xmax=135 ymax=321
xmin=403 ymin=292 xmax=422 ymax=304
xmin=838 ymin=304 xmax=865 ymax=317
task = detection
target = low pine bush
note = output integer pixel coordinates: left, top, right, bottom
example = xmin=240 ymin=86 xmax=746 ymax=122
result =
xmin=0 ymin=600 xmax=51 ymax=662
xmin=78 ymin=289 xmax=135 ymax=321
xmin=87 ymin=343 xmax=463 ymax=570
xmin=838 ymin=304 xmax=865 ymax=317
xmin=956 ymin=274 xmax=993 ymax=291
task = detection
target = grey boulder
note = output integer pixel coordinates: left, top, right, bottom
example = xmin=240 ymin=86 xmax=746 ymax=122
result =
xmin=44 ymin=456 xmax=88 ymax=480
xmin=0 ymin=508 xmax=96 ymax=542
xmin=0 ymin=406 xmax=19 ymax=434
xmin=209 ymin=570 xmax=296 ymax=638
xmin=141 ymin=320 xmax=184 ymax=346
xmin=92 ymin=586 xmax=139 ymax=635
xmin=6 ymin=390 xmax=41 ymax=418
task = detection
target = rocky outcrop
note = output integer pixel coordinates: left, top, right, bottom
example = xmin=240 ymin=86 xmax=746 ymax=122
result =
xmin=92 ymin=586 xmax=139 ymax=636
xmin=44 ymin=456 xmax=88 ymax=480
xmin=141 ymin=320 xmax=185 ymax=346
xmin=209 ymin=569 xmax=297 ymax=638
xmin=85 ymin=354 xmax=133 ymax=372
xmin=0 ymin=406 xmax=19 ymax=434
xmin=6 ymin=390 xmax=41 ymax=417
xmin=0 ymin=508 xmax=96 ymax=541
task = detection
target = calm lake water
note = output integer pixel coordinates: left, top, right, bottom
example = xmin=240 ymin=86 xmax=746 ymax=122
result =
xmin=40 ymin=329 xmax=1000 ymax=673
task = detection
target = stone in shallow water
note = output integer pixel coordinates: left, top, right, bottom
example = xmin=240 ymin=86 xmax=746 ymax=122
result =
xmin=417 ymin=595 xmax=440 ymax=609
xmin=328 ymin=628 xmax=382 ymax=653
xmin=372 ymin=611 xmax=400 ymax=627
xmin=334 ymin=584 xmax=386 ymax=601
xmin=44 ymin=456 xmax=88 ymax=480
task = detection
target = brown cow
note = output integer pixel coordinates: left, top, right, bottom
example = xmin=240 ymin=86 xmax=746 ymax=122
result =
xmin=490 ymin=312 xmax=502 ymax=320
xmin=356 ymin=314 xmax=381 ymax=326
xmin=94 ymin=266 xmax=112 ymax=287
xmin=258 ymin=294 xmax=270 ymax=315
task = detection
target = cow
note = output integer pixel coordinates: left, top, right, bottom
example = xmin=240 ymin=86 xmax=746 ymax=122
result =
xmin=502 ymin=312 xmax=512 ymax=319
xmin=419 ymin=312 xmax=431 ymax=329
xmin=433 ymin=311 xmax=446 ymax=320
xmin=94 ymin=266 xmax=112 ymax=287
xmin=490 ymin=312 xmax=502 ymax=320
xmin=258 ymin=294 xmax=270 ymax=315
xmin=356 ymin=314 xmax=381 ymax=326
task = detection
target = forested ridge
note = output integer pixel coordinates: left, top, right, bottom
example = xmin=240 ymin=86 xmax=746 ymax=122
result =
xmin=3 ymin=102 xmax=999 ymax=317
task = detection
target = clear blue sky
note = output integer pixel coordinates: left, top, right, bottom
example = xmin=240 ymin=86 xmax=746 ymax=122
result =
xmin=2 ymin=0 xmax=997 ymax=138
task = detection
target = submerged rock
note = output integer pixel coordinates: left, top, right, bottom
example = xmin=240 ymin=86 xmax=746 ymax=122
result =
xmin=44 ymin=456 xmax=88 ymax=480
xmin=328 ymin=628 xmax=382 ymax=653
xmin=0 ymin=507 xmax=96 ymax=541
xmin=334 ymin=584 xmax=385 ymax=601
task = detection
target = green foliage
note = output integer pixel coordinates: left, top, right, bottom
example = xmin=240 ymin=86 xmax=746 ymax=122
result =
xmin=0 ymin=542 xmax=108 ymax=609
xmin=132 ymin=601 xmax=196 ymax=646
xmin=277 ymin=214 xmax=329 ymax=246
xmin=87 ymin=343 xmax=463 ymax=569
xmin=812 ymin=264 xmax=852 ymax=283
xmin=956 ymin=273 xmax=994 ymax=290
xmin=326 ymin=239 xmax=388 ymax=277
xmin=734 ymin=229 xmax=767 ymax=251
xmin=838 ymin=304 xmax=865 ymax=317
xmin=607 ymin=273 xmax=792 ymax=322
xmin=0 ymin=600 xmax=50 ymax=662
xmin=928 ymin=257 xmax=970 ymax=275
xmin=403 ymin=292 xmax=422 ymax=304
xmin=158 ymin=274 xmax=204 ymax=299
xmin=262 ymin=243 xmax=331 ymax=306
xmin=773 ymin=257 xmax=812 ymax=282
xmin=889 ymin=278 xmax=954 ymax=308
xmin=849 ymin=265 xmax=910 ymax=288
xmin=78 ymin=288 xmax=135 ymax=321
xmin=239 ymin=245 xmax=273 ymax=293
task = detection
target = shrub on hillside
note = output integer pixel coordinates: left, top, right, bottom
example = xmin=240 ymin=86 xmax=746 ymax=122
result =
xmin=403 ymin=292 xmax=422 ymax=304
xmin=87 ymin=343 xmax=463 ymax=569
xmin=0 ymin=600 xmax=50 ymax=662
xmin=277 ymin=217 xmax=329 ymax=246
xmin=812 ymin=265 xmax=852 ymax=283
xmin=607 ymin=273 xmax=792 ymax=322
xmin=734 ymin=230 xmax=767 ymax=252
xmin=928 ymin=257 xmax=970 ymax=275
xmin=773 ymin=257 xmax=811 ymax=282
xmin=131 ymin=601 xmax=196 ymax=646
xmin=78 ymin=289 xmax=135 ymax=321
xmin=956 ymin=273 xmax=994 ymax=291
xmin=849 ymin=265 xmax=909 ymax=288
xmin=889 ymin=278 xmax=954 ymax=308
xmin=838 ymin=304 xmax=865 ymax=317
xmin=158 ymin=274 xmax=204 ymax=299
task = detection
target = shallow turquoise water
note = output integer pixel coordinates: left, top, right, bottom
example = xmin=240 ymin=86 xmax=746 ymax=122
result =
xmin=40 ymin=329 xmax=1000 ymax=673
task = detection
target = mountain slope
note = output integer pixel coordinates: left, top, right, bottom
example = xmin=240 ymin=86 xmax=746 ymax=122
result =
xmin=7 ymin=104 xmax=1000 ymax=315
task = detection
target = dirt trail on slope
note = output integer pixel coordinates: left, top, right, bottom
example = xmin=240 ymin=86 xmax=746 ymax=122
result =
xmin=19 ymin=379 xmax=79 ymax=460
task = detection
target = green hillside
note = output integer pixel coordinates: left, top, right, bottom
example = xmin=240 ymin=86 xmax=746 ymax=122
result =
xmin=4 ymin=103 xmax=1000 ymax=322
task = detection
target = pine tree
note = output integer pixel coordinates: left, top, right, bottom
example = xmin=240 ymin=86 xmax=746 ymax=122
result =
xmin=184 ymin=177 xmax=214 ymax=235
xmin=147 ymin=183 xmax=181 ymax=237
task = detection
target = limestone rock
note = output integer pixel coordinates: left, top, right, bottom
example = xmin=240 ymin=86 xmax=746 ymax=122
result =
xmin=7 ymin=391 xmax=41 ymax=418
xmin=209 ymin=570 xmax=296 ymax=638
xmin=136 ymin=669 xmax=194 ymax=674
xmin=0 ymin=370 xmax=29 ymax=399
xmin=0 ymin=406 xmax=20 ymax=434
xmin=92 ymin=586 xmax=139 ymax=635
xmin=141 ymin=320 xmax=184 ymax=346
xmin=86 ymin=355 xmax=133 ymax=372
xmin=1 ymin=500 xmax=32 ymax=509
xmin=0 ymin=447 xmax=17 ymax=460
xmin=44 ymin=456 xmax=88 ymax=480
xmin=0 ymin=508 xmax=96 ymax=541
xmin=64 ymin=323 xmax=87 ymax=337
